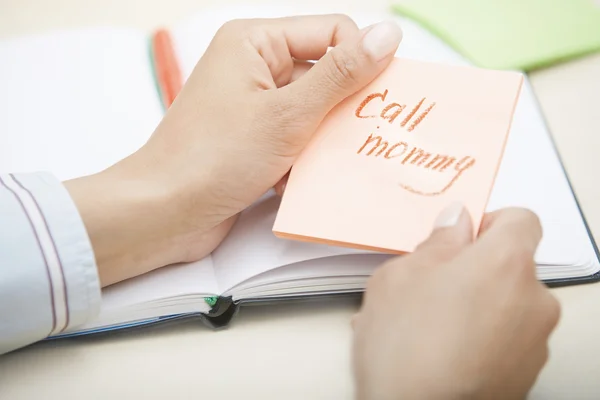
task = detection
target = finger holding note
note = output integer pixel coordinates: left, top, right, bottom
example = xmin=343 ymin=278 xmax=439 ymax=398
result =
xmin=353 ymin=205 xmax=560 ymax=400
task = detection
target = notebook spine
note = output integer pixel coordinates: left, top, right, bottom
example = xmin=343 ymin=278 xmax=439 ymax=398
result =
xmin=202 ymin=296 xmax=238 ymax=329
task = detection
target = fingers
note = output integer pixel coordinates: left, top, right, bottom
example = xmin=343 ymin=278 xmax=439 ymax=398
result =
xmin=212 ymin=15 xmax=401 ymax=115
xmin=259 ymin=14 xmax=359 ymax=61
xmin=211 ymin=15 xmax=358 ymax=88
xmin=408 ymin=203 xmax=474 ymax=266
xmin=277 ymin=20 xmax=402 ymax=119
xmin=530 ymin=287 xmax=562 ymax=336
xmin=478 ymin=207 xmax=542 ymax=261
xmin=459 ymin=208 xmax=543 ymax=277
xmin=290 ymin=61 xmax=314 ymax=82
xmin=479 ymin=207 xmax=542 ymax=240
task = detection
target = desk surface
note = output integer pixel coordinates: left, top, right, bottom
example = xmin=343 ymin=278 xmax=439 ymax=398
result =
xmin=1 ymin=1 xmax=600 ymax=398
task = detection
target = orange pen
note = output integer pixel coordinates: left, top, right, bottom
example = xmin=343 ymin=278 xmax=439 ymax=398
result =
xmin=151 ymin=29 xmax=183 ymax=109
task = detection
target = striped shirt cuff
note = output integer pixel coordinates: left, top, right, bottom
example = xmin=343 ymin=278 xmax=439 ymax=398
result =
xmin=0 ymin=173 xmax=100 ymax=336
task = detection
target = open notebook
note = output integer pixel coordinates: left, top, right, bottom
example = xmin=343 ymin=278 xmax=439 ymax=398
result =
xmin=0 ymin=6 xmax=598 ymax=337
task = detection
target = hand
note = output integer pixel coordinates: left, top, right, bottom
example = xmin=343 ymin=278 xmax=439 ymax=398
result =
xmin=352 ymin=205 xmax=560 ymax=400
xmin=64 ymin=15 xmax=403 ymax=286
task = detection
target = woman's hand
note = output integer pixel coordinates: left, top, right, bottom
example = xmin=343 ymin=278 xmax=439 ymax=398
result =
xmin=352 ymin=205 xmax=560 ymax=400
xmin=65 ymin=15 xmax=403 ymax=286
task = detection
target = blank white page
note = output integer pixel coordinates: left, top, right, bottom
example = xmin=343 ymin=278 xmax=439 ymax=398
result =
xmin=0 ymin=28 xmax=164 ymax=180
xmin=68 ymin=256 xmax=219 ymax=333
xmin=489 ymin=80 xmax=596 ymax=267
xmin=57 ymin=256 xmax=218 ymax=334
xmin=212 ymin=194 xmax=372 ymax=293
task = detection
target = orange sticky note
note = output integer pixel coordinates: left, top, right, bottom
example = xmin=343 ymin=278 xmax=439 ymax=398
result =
xmin=273 ymin=58 xmax=523 ymax=254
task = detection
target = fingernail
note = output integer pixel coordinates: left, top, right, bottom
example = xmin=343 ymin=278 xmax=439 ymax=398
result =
xmin=362 ymin=21 xmax=403 ymax=61
xmin=434 ymin=202 xmax=465 ymax=228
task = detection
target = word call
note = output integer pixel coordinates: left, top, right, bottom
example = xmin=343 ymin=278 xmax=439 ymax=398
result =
xmin=355 ymin=89 xmax=435 ymax=132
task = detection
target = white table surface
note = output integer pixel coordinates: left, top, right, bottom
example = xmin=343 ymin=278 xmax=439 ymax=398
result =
xmin=1 ymin=0 xmax=600 ymax=398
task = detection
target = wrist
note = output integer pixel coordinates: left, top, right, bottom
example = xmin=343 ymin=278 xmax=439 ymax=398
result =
xmin=64 ymin=153 xmax=213 ymax=286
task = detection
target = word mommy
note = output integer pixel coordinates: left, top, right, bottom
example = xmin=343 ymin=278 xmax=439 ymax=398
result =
xmin=357 ymin=133 xmax=476 ymax=196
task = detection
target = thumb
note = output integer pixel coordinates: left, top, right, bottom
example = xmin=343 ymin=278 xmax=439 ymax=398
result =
xmin=412 ymin=203 xmax=474 ymax=264
xmin=283 ymin=20 xmax=402 ymax=116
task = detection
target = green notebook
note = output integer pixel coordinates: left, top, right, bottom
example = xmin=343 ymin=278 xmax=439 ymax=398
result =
xmin=393 ymin=0 xmax=600 ymax=70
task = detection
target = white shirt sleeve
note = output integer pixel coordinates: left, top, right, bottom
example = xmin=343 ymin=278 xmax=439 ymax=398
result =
xmin=0 ymin=172 xmax=101 ymax=354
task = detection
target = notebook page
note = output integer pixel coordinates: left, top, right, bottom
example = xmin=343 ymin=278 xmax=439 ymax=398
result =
xmin=0 ymin=28 xmax=163 ymax=180
xmin=489 ymin=81 xmax=596 ymax=267
xmin=211 ymin=194 xmax=372 ymax=292
xmin=226 ymin=254 xmax=389 ymax=297
xmin=98 ymin=258 xmax=218 ymax=312
xmin=62 ymin=257 xmax=218 ymax=333
xmin=173 ymin=7 xmax=597 ymax=292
